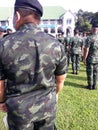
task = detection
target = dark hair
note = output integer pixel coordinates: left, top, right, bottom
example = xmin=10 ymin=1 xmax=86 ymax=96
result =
xmin=7 ymin=28 xmax=12 ymax=33
xmin=74 ymin=29 xmax=79 ymax=34
xmin=15 ymin=7 xmax=41 ymax=20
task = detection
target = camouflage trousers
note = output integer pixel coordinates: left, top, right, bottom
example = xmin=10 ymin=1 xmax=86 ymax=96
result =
xmin=86 ymin=62 xmax=98 ymax=86
xmin=7 ymin=117 xmax=56 ymax=130
xmin=6 ymin=90 xmax=57 ymax=130
xmin=71 ymin=54 xmax=80 ymax=73
xmin=66 ymin=52 xmax=70 ymax=67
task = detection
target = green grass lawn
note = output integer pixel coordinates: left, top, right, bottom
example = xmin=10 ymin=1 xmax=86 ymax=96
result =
xmin=0 ymin=62 xmax=98 ymax=130
xmin=56 ymin=62 xmax=98 ymax=130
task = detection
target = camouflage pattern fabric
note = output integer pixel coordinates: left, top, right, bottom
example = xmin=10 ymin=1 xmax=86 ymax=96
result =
xmin=70 ymin=36 xmax=83 ymax=73
xmin=85 ymin=34 xmax=98 ymax=63
xmin=86 ymin=62 xmax=98 ymax=86
xmin=7 ymin=90 xmax=56 ymax=130
xmin=85 ymin=34 xmax=98 ymax=87
xmin=0 ymin=23 xmax=67 ymax=129
xmin=70 ymin=36 xmax=83 ymax=55
xmin=57 ymin=36 xmax=64 ymax=45
xmin=64 ymin=36 xmax=71 ymax=66
xmin=71 ymin=54 xmax=80 ymax=73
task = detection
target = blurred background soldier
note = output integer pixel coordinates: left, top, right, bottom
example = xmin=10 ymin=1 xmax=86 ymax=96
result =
xmin=0 ymin=27 xmax=5 ymax=39
xmin=83 ymin=32 xmax=87 ymax=45
xmin=64 ymin=29 xmax=71 ymax=66
xmin=3 ymin=28 xmax=13 ymax=37
xmin=69 ymin=29 xmax=84 ymax=74
xmin=57 ymin=32 xmax=65 ymax=45
xmin=84 ymin=22 xmax=98 ymax=90
xmin=81 ymin=32 xmax=87 ymax=61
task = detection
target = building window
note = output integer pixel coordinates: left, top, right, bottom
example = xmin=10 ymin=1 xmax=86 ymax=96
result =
xmin=66 ymin=19 xmax=72 ymax=24
xmin=40 ymin=21 xmax=43 ymax=25
xmin=44 ymin=28 xmax=48 ymax=33
xmin=57 ymin=27 xmax=63 ymax=33
xmin=57 ymin=19 xmax=63 ymax=25
xmin=1 ymin=21 xmax=6 ymax=26
xmin=43 ymin=20 xmax=48 ymax=24
xmin=51 ymin=28 xmax=55 ymax=33
xmin=66 ymin=27 xmax=72 ymax=34
xmin=50 ymin=20 xmax=55 ymax=24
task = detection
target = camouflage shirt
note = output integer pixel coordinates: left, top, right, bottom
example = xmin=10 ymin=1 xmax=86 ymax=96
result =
xmin=64 ymin=36 xmax=71 ymax=52
xmin=85 ymin=34 xmax=98 ymax=63
xmin=0 ymin=23 xmax=67 ymax=122
xmin=0 ymin=23 xmax=67 ymax=96
xmin=57 ymin=36 xmax=64 ymax=45
xmin=70 ymin=35 xmax=83 ymax=54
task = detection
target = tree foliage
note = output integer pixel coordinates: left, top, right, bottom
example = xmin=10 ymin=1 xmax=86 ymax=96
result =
xmin=91 ymin=12 xmax=98 ymax=25
xmin=75 ymin=9 xmax=95 ymax=33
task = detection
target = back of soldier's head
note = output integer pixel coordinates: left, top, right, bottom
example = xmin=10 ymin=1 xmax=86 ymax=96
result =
xmin=91 ymin=22 xmax=98 ymax=33
xmin=13 ymin=0 xmax=43 ymax=30
xmin=92 ymin=23 xmax=98 ymax=28
xmin=91 ymin=18 xmax=98 ymax=29
xmin=74 ymin=29 xmax=79 ymax=35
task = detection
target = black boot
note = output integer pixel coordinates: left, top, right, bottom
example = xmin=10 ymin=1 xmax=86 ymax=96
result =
xmin=76 ymin=71 xmax=79 ymax=75
xmin=72 ymin=70 xmax=75 ymax=74
xmin=86 ymin=85 xmax=92 ymax=90
xmin=92 ymin=85 xmax=97 ymax=90
xmin=54 ymin=125 xmax=57 ymax=130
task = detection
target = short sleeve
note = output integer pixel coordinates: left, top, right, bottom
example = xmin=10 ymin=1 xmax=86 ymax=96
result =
xmin=54 ymin=44 xmax=68 ymax=76
xmin=69 ymin=37 xmax=73 ymax=46
xmin=0 ymin=42 xmax=6 ymax=80
xmin=85 ymin=37 xmax=91 ymax=48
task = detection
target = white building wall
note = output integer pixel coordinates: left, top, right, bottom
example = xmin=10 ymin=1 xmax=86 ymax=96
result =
xmin=63 ymin=10 xmax=76 ymax=36
xmin=40 ymin=10 xmax=76 ymax=37
xmin=4 ymin=10 xmax=76 ymax=35
xmin=7 ymin=16 xmax=15 ymax=31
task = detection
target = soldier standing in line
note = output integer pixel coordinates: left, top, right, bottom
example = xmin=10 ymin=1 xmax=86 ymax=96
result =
xmin=64 ymin=30 xmax=71 ymax=67
xmin=81 ymin=32 xmax=87 ymax=62
xmin=0 ymin=0 xmax=67 ymax=129
xmin=69 ymin=29 xmax=84 ymax=75
xmin=3 ymin=28 xmax=13 ymax=37
xmin=84 ymin=23 xmax=98 ymax=90
xmin=57 ymin=32 xmax=65 ymax=45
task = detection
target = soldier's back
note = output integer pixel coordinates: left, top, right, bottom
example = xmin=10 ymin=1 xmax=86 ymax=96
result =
xmin=86 ymin=34 xmax=98 ymax=63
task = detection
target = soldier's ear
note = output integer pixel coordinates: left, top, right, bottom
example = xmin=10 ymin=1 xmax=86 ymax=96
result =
xmin=15 ymin=11 xmax=21 ymax=22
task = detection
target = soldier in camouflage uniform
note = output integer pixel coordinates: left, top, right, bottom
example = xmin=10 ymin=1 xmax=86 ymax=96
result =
xmin=57 ymin=32 xmax=65 ymax=45
xmin=81 ymin=32 xmax=87 ymax=62
xmin=0 ymin=0 xmax=67 ymax=130
xmin=64 ymin=31 xmax=71 ymax=66
xmin=84 ymin=23 xmax=98 ymax=90
xmin=69 ymin=29 xmax=84 ymax=74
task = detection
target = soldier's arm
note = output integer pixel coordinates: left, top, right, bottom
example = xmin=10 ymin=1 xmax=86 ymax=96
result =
xmin=55 ymin=74 xmax=67 ymax=95
xmin=83 ymin=47 xmax=89 ymax=64
xmin=0 ymin=80 xmax=7 ymax=113
xmin=83 ymin=37 xmax=90 ymax=64
xmin=63 ymin=37 xmax=66 ymax=46
xmin=55 ymin=43 xmax=68 ymax=101
xmin=80 ymin=39 xmax=84 ymax=55
xmin=68 ymin=37 xmax=72 ymax=54
xmin=0 ymin=41 xmax=7 ymax=112
xmin=0 ymin=80 xmax=6 ymax=102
